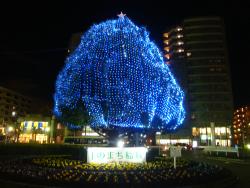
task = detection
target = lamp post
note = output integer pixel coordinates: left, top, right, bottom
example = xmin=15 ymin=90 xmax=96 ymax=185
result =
xmin=45 ymin=126 xmax=50 ymax=143
xmin=2 ymin=118 xmax=8 ymax=144
xmin=11 ymin=106 xmax=19 ymax=143
xmin=5 ymin=125 xmax=14 ymax=143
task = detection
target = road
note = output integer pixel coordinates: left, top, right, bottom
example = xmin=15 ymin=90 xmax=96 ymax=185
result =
xmin=182 ymin=151 xmax=250 ymax=188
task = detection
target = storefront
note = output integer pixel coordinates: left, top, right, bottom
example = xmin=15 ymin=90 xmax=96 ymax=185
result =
xmin=19 ymin=121 xmax=50 ymax=143
xmin=192 ymin=126 xmax=231 ymax=147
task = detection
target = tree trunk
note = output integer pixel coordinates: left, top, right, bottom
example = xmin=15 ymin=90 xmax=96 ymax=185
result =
xmin=135 ymin=132 xmax=140 ymax=146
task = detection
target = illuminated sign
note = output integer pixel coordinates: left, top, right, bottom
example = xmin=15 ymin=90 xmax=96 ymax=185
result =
xmin=21 ymin=121 xmax=49 ymax=131
xmin=87 ymin=147 xmax=147 ymax=163
xmin=82 ymin=132 xmax=99 ymax=136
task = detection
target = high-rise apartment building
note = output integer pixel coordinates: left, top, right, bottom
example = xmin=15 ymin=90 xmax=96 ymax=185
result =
xmin=0 ymin=86 xmax=32 ymax=123
xmin=0 ymin=86 xmax=33 ymax=140
xmin=163 ymin=17 xmax=233 ymax=146
xmin=233 ymin=106 xmax=250 ymax=146
xmin=0 ymin=86 xmax=53 ymax=142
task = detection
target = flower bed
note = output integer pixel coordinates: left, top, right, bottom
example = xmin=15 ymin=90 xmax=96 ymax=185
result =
xmin=0 ymin=156 xmax=232 ymax=187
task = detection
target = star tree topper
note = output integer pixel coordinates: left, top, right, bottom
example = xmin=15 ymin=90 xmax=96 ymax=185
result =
xmin=117 ymin=11 xmax=126 ymax=18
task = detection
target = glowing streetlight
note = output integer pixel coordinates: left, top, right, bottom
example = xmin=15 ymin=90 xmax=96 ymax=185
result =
xmin=8 ymin=126 xmax=14 ymax=132
xmin=12 ymin=106 xmax=16 ymax=118
xmin=45 ymin=127 xmax=50 ymax=132
xmin=117 ymin=140 xmax=124 ymax=148
xmin=12 ymin=111 xmax=16 ymax=117
xmin=246 ymin=144 xmax=250 ymax=149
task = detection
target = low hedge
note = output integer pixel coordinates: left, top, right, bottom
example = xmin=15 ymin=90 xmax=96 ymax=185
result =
xmin=0 ymin=144 xmax=87 ymax=160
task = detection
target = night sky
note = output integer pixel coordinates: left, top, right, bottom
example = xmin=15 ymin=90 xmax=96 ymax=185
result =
xmin=0 ymin=0 xmax=249 ymax=108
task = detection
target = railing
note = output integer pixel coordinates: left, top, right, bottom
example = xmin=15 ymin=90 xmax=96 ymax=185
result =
xmin=200 ymin=146 xmax=239 ymax=157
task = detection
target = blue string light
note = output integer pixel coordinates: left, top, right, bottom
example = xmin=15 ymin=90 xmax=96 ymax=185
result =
xmin=54 ymin=16 xmax=185 ymax=131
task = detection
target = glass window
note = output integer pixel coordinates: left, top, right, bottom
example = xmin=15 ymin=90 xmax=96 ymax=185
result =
xmin=200 ymin=128 xmax=206 ymax=134
xmin=220 ymin=127 xmax=226 ymax=134
xmin=206 ymin=127 xmax=211 ymax=134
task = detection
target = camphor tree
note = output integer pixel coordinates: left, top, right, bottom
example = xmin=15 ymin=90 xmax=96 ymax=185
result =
xmin=54 ymin=13 xmax=185 ymax=145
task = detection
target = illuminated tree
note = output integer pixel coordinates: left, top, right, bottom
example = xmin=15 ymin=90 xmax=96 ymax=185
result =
xmin=54 ymin=14 xmax=185 ymax=139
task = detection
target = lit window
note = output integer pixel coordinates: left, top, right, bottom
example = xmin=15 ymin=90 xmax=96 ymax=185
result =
xmin=164 ymin=40 xmax=169 ymax=45
xmin=177 ymin=27 xmax=182 ymax=31
xmin=237 ymin=128 xmax=241 ymax=132
xmin=178 ymin=48 xmax=184 ymax=53
xmin=220 ymin=127 xmax=226 ymax=134
xmin=177 ymin=34 xmax=183 ymax=38
xmin=163 ymin=33 xmax=168 ymax=38
xmin=200 ymin=128 xmax=206 ymax=134
xmin=186 ymin=52 xmax=191 ymax=57
xmin=192 ymin=127 xmax=198 ymax=136
xmin=215 ymin=128 xmax=220 ymax=135
xmin=165 ymin=54 xmax=170 ymax=59
xmin=177 ymin=41 xmax=183 ymax=45
xmin=164 ymin=47 xmax=170 ymax=52
xmin=57 ymin=123 xmax=62 ymax=129
xmin=201 ymin=135 xmax=207 ymax=140
xmin=207 ymin=127 xmax=211 ymax=134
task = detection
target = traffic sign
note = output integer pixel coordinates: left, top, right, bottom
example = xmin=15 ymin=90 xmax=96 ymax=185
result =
xmin=170 ymin=146 xmax=182 ymax=157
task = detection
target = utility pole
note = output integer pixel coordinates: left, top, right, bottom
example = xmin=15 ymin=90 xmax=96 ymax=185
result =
xmin=210 ymin=122 xmax=216 ymax=146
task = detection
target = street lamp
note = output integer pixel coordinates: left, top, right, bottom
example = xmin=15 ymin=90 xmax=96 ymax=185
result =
xmin=8 ymin=126 xmax=14 ymax=132
xmin=45 ymin=127 xmax=51 ymax=144
xmin=45 ymin=127 xmax=50 ymax=132
xmin=12 ymin=111 xmax=16 ymax=117
xmin=4 ymin=126 xmax=14 ymax=144
xmin=117 ymin=140 xmax=124 ymax=148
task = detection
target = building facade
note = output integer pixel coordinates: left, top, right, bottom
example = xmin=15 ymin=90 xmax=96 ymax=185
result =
xmin=18 ymin=114 xmax=55 ymax=144
xmin=163 ymin=17 xmax=233 ymax=146
xmin=0 ymin=86 xmax=33 ymax=142
xmin=0 ymin=86 xmax=52 ymax=143
xmin=233 ymin=106 xmax=250 ymax=146
xmin=0 ymin=86 xmax=32 ymax=123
